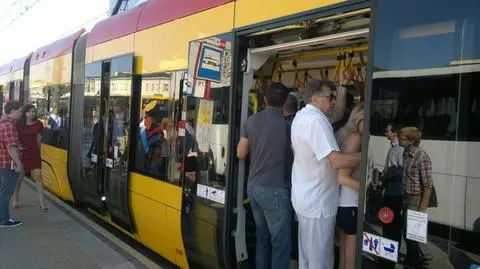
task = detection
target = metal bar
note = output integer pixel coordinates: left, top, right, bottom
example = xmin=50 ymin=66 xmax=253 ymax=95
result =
xmin=312 ymin=8 xmax=370 ymax=24
xmin=249 ymin=28 xmax=369 ymax=55
xmin=279 ymin=44 xmax=369 ymax=62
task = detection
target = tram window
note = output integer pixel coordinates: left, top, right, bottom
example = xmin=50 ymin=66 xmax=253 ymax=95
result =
xmin=29 ymin=87 xmax=48 ymax=118
xmin=39 ymin=84 xmax=71 ymax=149
xmin=462 ymin=72 xmax=480 ymax=141
xmin=371 ymin=0 xmax=480 ymax=142
xmin=134 ymin=72 xmax=183 ymax=186
xmin=370 ymin=75 xmax=459 ymax=140
xmin=182 ymin=35 xmax=233 ymax=196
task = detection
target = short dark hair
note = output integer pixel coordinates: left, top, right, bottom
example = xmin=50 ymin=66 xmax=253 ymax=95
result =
xmin=265 ymin=82 xmax=289 ymax=108
xmin=4 ymin=100 xmax=21 ymax=115
xmin=387 ymin=122 xmax=401 ymax=134
xmin=284 ymin=94 xmax=298 ymax=113
xmin=304 ymin=79 xmax=336 ymax=103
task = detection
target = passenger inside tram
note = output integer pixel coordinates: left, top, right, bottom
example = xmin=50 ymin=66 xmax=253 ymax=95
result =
xmin=242 ymin=34 xmax=367 ymax=268
xmin=335 ymin=103 xmax=364 ymax=269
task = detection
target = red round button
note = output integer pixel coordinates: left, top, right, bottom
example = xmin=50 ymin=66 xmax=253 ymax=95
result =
xmin=378 ymin=207 xmax=394 ymax=224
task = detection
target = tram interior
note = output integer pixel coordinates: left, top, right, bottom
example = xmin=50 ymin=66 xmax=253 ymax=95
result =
xmin=238 ymin=9 xmax=371 ymax=267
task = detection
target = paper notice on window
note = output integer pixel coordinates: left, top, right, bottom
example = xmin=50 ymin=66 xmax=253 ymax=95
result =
xmin=106 ymin=158 xmax=113 ymax=168
xmin=194 ymin=79 xmax=206 ymax=98
xmin=197 ymin=184 xmax=225 ymax=204
xmin=406 ymin=209 xmax=428 ymax=243
xmin=114 ymin=146 xmax=119 ymax=159
xmin=196 ymin=99 xmax=213 ymax=152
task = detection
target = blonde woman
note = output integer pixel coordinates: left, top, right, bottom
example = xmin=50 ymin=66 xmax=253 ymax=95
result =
xmin=335 ymin=103 xmax=364 ymax=269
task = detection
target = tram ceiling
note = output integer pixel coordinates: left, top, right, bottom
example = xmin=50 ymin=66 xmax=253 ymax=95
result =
xmin=246 ymin=28 xmax=369 ymax=72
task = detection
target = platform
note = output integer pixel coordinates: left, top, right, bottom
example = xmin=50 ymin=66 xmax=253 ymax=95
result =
xmin=0 ymin=179 xmax=164 ymax=269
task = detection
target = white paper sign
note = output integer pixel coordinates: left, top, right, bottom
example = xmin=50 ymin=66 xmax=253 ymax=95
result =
xmin=194 ymin=79 xmax=206 ymax=98
xmin=379 ymin=237 xmax=399 ymax=262
xmin=91 ymin=154 xmax=98 ymax=163
xmin=196 ymin=184 xmax=225 ymax=204
xmin=406 ymin=209 xmax=428 ymax=243
xmin=362 ymin=232 xmax=381 ymax=256
xmin=184 ymin=75 xmax=194 ymax=94
xmin=106 ymin=158 xmax=113 ymax=168
xmin=114 ymin=146 xmax=119 ymax=159
xmin=178 ymin=128 xmax=186 ymax=137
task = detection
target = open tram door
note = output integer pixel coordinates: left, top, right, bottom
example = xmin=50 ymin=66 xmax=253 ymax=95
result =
xmin=81 ymin=54 xmax=135 ymax=233
xmin=230 ymin=7 xmax=371 ymax=268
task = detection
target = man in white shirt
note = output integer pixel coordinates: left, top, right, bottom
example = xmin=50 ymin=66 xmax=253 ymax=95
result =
xmin=291 ymin=79 xmax=360 ymax=269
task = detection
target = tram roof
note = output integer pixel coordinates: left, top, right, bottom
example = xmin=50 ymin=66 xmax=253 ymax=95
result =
xmin=0 ymin=53 xmax=32 ymax=77
xmin=30 ymin=29 xmax=85 ymax=66
xmin=87 ymin=0 xmax=233 ymax=48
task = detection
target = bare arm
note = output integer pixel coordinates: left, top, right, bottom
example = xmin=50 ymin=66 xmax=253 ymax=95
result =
xmin=7 ymin=145 xmax=23 ymax=173
xmin=7 ymin=145 xmax=21 ymax=166
xmin=337 ymin=133 xmax=361 ymax=190
xmin=237 ymin=137 xmax=249 ymax=160
xmin=418 ymin=152 xmax=433 ymax=212
xmin=333 ymin=85 xmax=347 ymax=122
xmin=328 ymin=151 xmax=360 ymax=169
xmin=419 ymin=187 xmax=432 ymax=213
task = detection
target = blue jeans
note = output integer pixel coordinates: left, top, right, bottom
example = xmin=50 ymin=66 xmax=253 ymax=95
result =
xmin=0 ymin=169 xmax=19 ymax=224
xmin=247 ymin=185 xmax=292 ymax=269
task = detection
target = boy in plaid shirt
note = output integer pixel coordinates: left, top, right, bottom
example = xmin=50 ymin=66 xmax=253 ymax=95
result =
xmin=0 ymin=100 xmax=24 ymax=227
xmin=399 ymin=127 xmax=434 ymax=267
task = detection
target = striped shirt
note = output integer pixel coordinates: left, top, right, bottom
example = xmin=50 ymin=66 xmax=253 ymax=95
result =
xmin=403 ymin=147 xmax=433 ymax=195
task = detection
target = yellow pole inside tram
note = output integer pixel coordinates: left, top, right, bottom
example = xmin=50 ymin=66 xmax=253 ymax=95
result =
xmin=278 ymin=44 xmax=368 ymax=62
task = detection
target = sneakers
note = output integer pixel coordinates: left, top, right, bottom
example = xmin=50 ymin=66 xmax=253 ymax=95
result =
xmin=0 ymin=219 xmax=23 ymax=228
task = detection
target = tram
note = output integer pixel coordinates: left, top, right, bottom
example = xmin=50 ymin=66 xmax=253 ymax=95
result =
xmin=0 ymin=0 xmax=479 ymax=268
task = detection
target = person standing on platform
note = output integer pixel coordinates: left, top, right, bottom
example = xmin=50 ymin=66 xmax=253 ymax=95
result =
xmin=380 ymin=122 xmax=404 ymax=268
xmin=0 ymin=100 xmax=24 ymax=228
xmin=237 ymin=82 xmax=291 ymax=269
xmin=291 ymin=79 xmax=359 ymax=269
xmin=399 ymin=127 xmax=435 ymax=268
xmin=11 ymin=104 xmax=47 ymax=212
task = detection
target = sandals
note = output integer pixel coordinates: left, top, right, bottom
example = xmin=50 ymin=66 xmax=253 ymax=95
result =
xmin=40 ymin=207 xmax=48 ymax=212
xmin=11 ymin=204 xmax=19 ymax=209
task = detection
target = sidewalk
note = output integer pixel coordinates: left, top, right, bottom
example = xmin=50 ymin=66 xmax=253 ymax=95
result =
xmin=0 ymin=179 xmax=162 ymax=269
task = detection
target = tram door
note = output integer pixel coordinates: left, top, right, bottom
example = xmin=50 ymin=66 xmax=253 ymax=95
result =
xmin=81 ymin=55 xmax=135 ymax=232
xmin=181 ymin=35 xmax=232 ymax=268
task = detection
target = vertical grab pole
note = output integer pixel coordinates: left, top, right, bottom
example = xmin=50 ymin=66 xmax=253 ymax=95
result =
xmin=234 ymin=68 xmax=254 ymax=262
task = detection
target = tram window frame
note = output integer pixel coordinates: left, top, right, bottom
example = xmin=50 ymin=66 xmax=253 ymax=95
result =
xmin=0 ymin=84 xmax=3 ymax=114
xmin=133 ymin=71 xmax=183 ymax=186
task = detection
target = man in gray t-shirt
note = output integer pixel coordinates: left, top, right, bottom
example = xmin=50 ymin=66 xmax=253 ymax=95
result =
xmin=237 ymin=82 xmax=291 ymax=269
